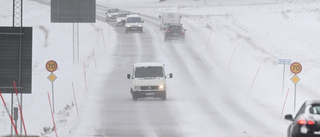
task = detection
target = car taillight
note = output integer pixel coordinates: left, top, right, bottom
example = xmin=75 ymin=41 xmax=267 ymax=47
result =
xmin=298 ymin=119 xmax=315 ymax=125
xmin=308 ymin=120 xmax=315 ymax=125
xmin=298 ymin=119 xmax=306 ymax=125
xmin=166 ymin=30 xmax=170 ymax=33
xmin=181 ymin=31 xmax=184 ymax=34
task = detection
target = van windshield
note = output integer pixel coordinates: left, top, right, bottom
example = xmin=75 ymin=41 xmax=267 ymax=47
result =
xmin=118 ymin=14 xmax=128 ymax=17
xmin=108 ymin=9 xmax=119 ymax=13
xmin=135 ymin=67 xmax=164 ymax=78
xmin=127 ymin=17 xmax=141 ymax=23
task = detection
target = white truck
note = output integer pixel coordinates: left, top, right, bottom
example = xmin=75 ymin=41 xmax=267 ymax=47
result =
xmin=159 ymin=11 xmax=182 ymax=30
xmin=127 ymin=62 xmax=173 ymax=101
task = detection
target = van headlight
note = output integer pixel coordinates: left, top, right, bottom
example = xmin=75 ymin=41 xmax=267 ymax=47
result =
xmin=117 ymin=19 xmax=121 ymax=22
xmin=139 ymin=24 xmax=143 ymax=27
xmin=159 ymin=85 xmax=165 ymax=90
xmin=126 ymin=24 xmax=131 ymax=27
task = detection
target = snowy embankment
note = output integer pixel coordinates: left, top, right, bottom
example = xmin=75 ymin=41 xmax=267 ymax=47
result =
xmin=0 ymin=0 xmax=320 ymax=136
xmin=0 ymin=0 xmax=117 ymax=136
xmin=107 ymin=0 xmax=320 ymax=115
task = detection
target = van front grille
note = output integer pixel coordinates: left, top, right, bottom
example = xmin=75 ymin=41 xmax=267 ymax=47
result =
xmin=140 ymin=86 xmax=158 ymax=90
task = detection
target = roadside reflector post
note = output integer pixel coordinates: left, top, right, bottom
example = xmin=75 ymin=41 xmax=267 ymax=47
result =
xmin=0 ymin=91 xmax=19 ymax=135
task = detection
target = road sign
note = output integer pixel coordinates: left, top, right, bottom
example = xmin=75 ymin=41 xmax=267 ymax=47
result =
xmin=291 ymin=75 xmax=300 ymax=84
xmin=0 ymin=27 xmax=33 ymax=94
xmin=47 ymin=73 xmax=57 ymax=82
xmin=278 ymin=59 xmax=292 ymax=65
xmin=46 ymin=60 xmax=58 ymax=72
xmin=290 ymin=62 xmax=302 ymax=74
xmin=51 ymin=0 xmax=96 ymax=23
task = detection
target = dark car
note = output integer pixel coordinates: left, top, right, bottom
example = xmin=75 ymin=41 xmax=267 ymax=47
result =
xmin=164 ymin=24 xmax=186 ymax=41
xmin=285 ymin=100 xmax=320 ymax=137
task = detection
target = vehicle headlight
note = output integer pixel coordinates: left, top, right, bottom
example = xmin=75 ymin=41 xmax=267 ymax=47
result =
xmin=159 ymin=85 xmax=165 ymax=90
xmin=117 ymin=19 xmax=121 ymax=22
xmin=108 ymin=15 xmax=112 ymax=17
xmin=133 ymin=86 xmax=140 ymax=91
xmin=139 ymin=24 xmax=143 ymax=27
xmin=126 ymin=25 xmax=131 ymax=27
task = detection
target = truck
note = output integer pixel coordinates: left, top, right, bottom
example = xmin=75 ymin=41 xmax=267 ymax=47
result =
xmin=159 ymin=11 xmax=182 ymax=30
xmin=127 ymin=62 xmax=173 ymax=101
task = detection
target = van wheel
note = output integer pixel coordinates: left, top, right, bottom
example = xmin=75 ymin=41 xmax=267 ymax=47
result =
xmin=161 ymin=95 xmax=166 ymax=101
xmin=132 ymin=94 xmax=138 ymax=101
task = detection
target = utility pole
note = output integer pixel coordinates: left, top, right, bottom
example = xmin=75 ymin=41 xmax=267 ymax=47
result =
xmin=12 ymin=0 xmax=23 ymax=135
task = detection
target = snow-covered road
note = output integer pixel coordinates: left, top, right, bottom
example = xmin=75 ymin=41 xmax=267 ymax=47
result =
xmin=86 ymin=3 xmax=288 ymax=136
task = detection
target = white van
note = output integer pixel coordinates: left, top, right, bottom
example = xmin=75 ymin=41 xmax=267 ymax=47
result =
xmin=159 ymin=11 xmax=181 ymax=30
xmin=125 ymin=14 xmax=144 ymax=33
xmin=127 ymin=62 xmax=173 ymax=101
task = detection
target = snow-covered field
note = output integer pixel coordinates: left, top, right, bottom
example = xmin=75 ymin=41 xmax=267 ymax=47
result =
xmin=1 ymin=0 xmax=320 ymax=136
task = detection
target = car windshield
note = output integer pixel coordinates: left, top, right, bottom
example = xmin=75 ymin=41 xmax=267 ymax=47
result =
xmin=135 ymin=66 xmax=164 ymax=78
xmin=168 ymin=26 xmax=182 ymax=31
xmin=127 ymin=17 xmax=141 ymax=23
xmin=108 ymin=9 xmax=119 ymax=13
xmin=310 ymin=105 xmax=320 ymax=115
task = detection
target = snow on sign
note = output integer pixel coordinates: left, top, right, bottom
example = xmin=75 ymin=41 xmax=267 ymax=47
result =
xmin=290 ymin=62 xmax=302 ymax=74
xmin=46 ymin=60 xmax=58 ymax=72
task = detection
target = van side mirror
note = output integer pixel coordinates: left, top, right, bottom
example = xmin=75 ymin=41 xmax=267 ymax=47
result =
xmin=169 ymin=73 xmax=173 ymax=78
xmin=284 ymin=114 xmax=293 ymax=121
xmin=184 ymin=29 xmax=187 ymax=31
xmin=127 ymin=74 xmax=131 ymax=79
xmin=142 ymin=21 xmax=144 ymax=23
xmin=159 ymin=15 xmax=161 ymax=18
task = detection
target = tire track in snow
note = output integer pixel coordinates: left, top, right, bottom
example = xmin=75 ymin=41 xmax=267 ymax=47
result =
xmin=140 ymin=11 xmax=240 ymax=136
xmin=177 ymin=10 xmax=285 ymax=136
